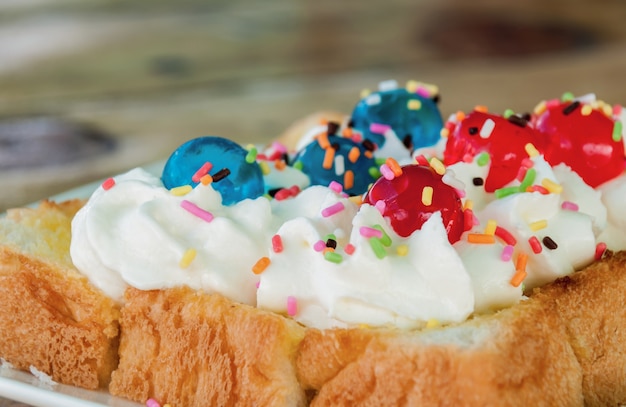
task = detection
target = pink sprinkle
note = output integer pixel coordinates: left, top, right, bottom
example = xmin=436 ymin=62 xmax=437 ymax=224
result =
xmin=102 ymin=177 xmax=115 ymax=190
xmin=516 ymin=166 xmax=528 ymax=182
xmin=415 ymin=86 xmax=430 ymax=98
xmin=181 ymin=200 xmax=214 ymax=222
xmin=595 ymin=242 xmax=607 ymax=260
xmin=146 ymin=399 xmax=161 ymax=407
xmin=462 ymin=153 xmax=474 ymax=163
xmin=350 ymin=133 xmax=363 ymax=143
xmin=288 ymin=185 xmax=301 ymax=196
xmin=415 ymin=154 xmax=429 ymax=166
xmin=321 ymin=202 xmax=345 ymax=217
xmin=313 ymin=240 xmax=326 ymax=252
xmin=359 ymin=226 xmax=383 ymax=239
xmin=501 ymin=245 xmax=514 ymax=261
xmin=344 ymin=243 xmax=356 ymax=255
xmin=472 ymin=213 xmax=480 ymax=226
xmin=272 ymin=234 xmax=283 ymax=253
xmin=546 ymin=98 xmax=561 ymax=108
xmin=380 ymin=164 xmax=395 ymax=180
xmin=192 ymin=162 xmax=213 ymax=183
xmin=328 ymin=180 xmax=343 ymax=193
xmin=255 ymin=281 xmax=260 ymax=288
xmin=272 ymin=141 xmax=287 ymax=153
xmin=369 ymin=123 xmax=391 ymax=135
xmin=287 ymin=296 xmax=298 ymax=316
xmin=561 ymin=201 xmax=579 ymax=211
xmin=455 ymin=188 xmax=466 ymax=198
xmin=520 ymin=157 xmax=534 ymax=169
xmin=374 ymin=200 xmax=386 ymax=214
xmin=613 ymin=104 xmax=623 ymax=116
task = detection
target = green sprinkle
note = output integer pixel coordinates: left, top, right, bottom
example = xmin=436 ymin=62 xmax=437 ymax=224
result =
xmin=495 ymin=186 xmax=520 ymax=199
xmin=518 ymin=168 xmax=536 ymax=192
xmin=503 ymin=108 xmax=514 ymax=119
xmin=293 ymin=161 xmax=304 ymax=171
xmin=372 ymin=224 xmax=392 ymax=247
xmin=324 ymin=233 xmax=337 ymax=242
xmin=369 ymin=237 xmax=387 ymax=259
xmin=374 ymin=157 xmax=387 ymax=166
xmin=245 ymin=146 xmax=258 ymax=164
xmin=476 ymin=152 xmax=490 ymax=167
xmin=368 ymin=166 xmax=381 ymax=179
xmin=561 ymin=92 xmax=575 ymax=102
xmin=613 ymin=121 xmax=623 ymax=142
xmin=324 ymin=251 xmax=343 ymax=264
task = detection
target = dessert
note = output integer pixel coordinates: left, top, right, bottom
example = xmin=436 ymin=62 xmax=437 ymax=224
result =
xmin=1 ymin=80 xmax=625 ymax=406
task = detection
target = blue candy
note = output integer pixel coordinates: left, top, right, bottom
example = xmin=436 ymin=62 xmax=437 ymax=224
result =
xmin=294 ymin=134 xmax=377 ymax=195
xmin=162 ymin=136 xmax=264 ymax=205
xmin=350 ymin=87 xmax=443 ymax=152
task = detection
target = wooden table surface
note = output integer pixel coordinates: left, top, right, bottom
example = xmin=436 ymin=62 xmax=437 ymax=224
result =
xmin=0 ymin=0 xmax=625 ymax=401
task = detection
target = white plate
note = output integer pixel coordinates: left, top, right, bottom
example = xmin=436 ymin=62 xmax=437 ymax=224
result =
xmin=0 ymin=160 xmax=166 ymax=407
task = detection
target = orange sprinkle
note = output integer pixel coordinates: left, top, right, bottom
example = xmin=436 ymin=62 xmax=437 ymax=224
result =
xmin=318 ymin=118 xmax=328 ymax=125
xmin=316 ymin=132 xmax=331 ymax=149
xmin=463 ymin=199 xmax=474 ymax=211
xmin=467 ymin=233 xmax=496 ymax=244
xmin=342 ymin=127 xmax=353 ymax=138
xmin=455 ymin=110 xmax=466 ymax=122
xmin=348 ymin=146 xmax=361 ymax=163
xmin=274 ymin=159 xmax=287 ymax=171
xmin=364 ymin=150 xmax=374 ymax=159
xmin=386 ymin=157 xmax=403 ymax=177
xmin=348 ymin=195 xmax=362 ymax=205
xmin=252 ymin=257 xmax=271 ymax=275
xmin=322 ymin=148 xmax=335 ymax=169
xmin=344 ymin=170 xmax=355 ymax=190
xmin=200 ymin=174 xmax=213 ymax=185
xmin=474 ymin=105 xmax=489 ymax=113
xmin=440 ymin=128 xmax=450 ymax=138
xmin=533 ymin=100 xmax=547 ymax=115
xmin=421 ymin=186 xmax=434 ymax=206
xmin=515 ymin=252 xmax=528 ymax=272
xmin=510 ymin=268 xmax=527 ymax=288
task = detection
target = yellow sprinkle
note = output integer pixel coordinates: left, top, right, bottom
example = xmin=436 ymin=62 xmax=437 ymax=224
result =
xmin=358 ymin=323 xmax=371 ymax=330
xmin=360 ymin=88 xmax=371 ymax=98
xmin=396 ymin=244 xmax=409 ymax=256
xmin=440 ymin=128 xmax=450 ymax=138
xmin=200 ymin=174 xmax=213 ymax=185
xmin=581 ymin=105 xmax=593 ymax=116
xmin=252 ymin=257 xmax=271 ymax=275
xmin=463 ymin=199 xmax=474 ymax=211
xmin=170 ymin=185 xmax=193 ymax=196
xmin=484 ymin=219 xmax=497 ymax=236
xmin=541 ymin=178 xmax=563 ymax=194
xmin=524 ymin=143 xmax=539 ymax=158
xmin=529 ymin=219 xmax=548 ymax=231
xmin=179 ymin=248 xmax=197 ymax=269
xmin=259 ymin=161 xmax=271 ymax=175
xmin=407 ymin=99 xmax=422 ymax=110
xmin=426 ymin=318 xmax=440 ymax=328
xmin=423 ymin=83 xmax=439 ymax=96
xmin=429 ymin=157 xmax=446 ymax=175
xmin=533 ymin=100 xmax=547 ymax=115
xmin=348 ymin=195 xmax=363 ymax=206
xmin=421 ymin=186 xmax=434 ymax=206
xmin=405 ymin=80 xmax=419 ymax=93
xmin=601 ymin=102 xmax=613 ymax=117
xmin=467 ymin=233 xmax=496 ymax=244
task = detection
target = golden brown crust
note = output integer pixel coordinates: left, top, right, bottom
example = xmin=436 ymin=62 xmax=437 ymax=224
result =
xmin=109 ymin=287 xmax=307 ymax=407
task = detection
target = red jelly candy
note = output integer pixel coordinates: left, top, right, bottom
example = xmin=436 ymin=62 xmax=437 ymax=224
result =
xmin=443 ymin=110 xmax=546 ymax=192
xmin=364 ymin=164 xmax=464 ymax=243
xmin=533 ymin=100 xmax=624 ymax=188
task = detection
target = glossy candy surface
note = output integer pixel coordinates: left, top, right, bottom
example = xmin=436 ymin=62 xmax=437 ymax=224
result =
xmin=350 ymin=87 xmax=443 ymax=153
xmin=162 ymin=136 xmax=264 ymax=205
xmin=533 ymin=100 xmax=625 ymax=187
xmin=364 ymin=164 xmax=465 ymax=243
xmin=443 ymin=110 xmax=546 ymax=192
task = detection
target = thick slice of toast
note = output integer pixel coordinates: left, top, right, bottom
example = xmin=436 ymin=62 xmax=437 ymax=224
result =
xmin=109 ymin=287 xmax=307 ymax=407
xmin=0 ymin=200 xmax=120 ymax=389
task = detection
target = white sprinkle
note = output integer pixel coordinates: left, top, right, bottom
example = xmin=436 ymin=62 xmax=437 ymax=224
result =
xmin=365 ymin=94 xmax=381 ymax=106
xmin=378 ymin=79 xmax=399 ymax=92
xmin=480 ymin=118 xmax=495 ymax=139
xmin=334 ymin=154 xmax=345 ymax=176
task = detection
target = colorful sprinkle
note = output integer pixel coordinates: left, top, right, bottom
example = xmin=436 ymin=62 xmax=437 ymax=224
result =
xmin=369 ymin=122 xmax=391 ymax=135
xmin=344 ymin=243 xmax=356 ymax=255
xmin=373 ymin=224 xmax=392 ymax=246
xmin=313 ymin=240 xmax=326 ymax=252
xmin=380 ymin=164 xmax=395 ymax=180
xmin=595 ymin=242 xmax=607 ymax=260
xmin=212 ymin=168 xmax=231 ymax=183
xmin=179 ymin=248 xmax=197 ymax=269
xmin=170 ymin=185 xmax=193 ymax=196
xmin=407 ymin=99 xmax=422 ymax=110
xmin=323 ymin=147 xmax=335 ymax=169
xmin=258 ymin=161 xmax=271 ymax=175
xmin=287 ymin=296 xmax=298 ymax=316
xmin=321 ymin=202 xmax=345 ymax=217
xmin=467 ymin=233 xmax=496 ymax=244
xmin=396 ymin=244 xmax=409 ymax=256
xmin=529 ymin=220 xmax=548 ymax=231
xmin=542 ymin=236 xmax=558 ymax=250
xmin=200 ymin=174 xmax=213 ymax=185
xmin=528 ymin=236 xmax=542 ymax=254
xmin=429 ymin=157 xmax=446 ymax=175
xmin=479 ymin=118 xmax=495 ymax=139
xmin=181 ymin=200 xmax=214 ymax=222
xmin=252 ymin=257 xmax=271 ymax=274
xmin=385 ymin=157 xmax=403 ymax=177
xmin=272 ymin=234 xmax=283 ymax=253
xmin=245 ymin=145 xmax=258 ymax=163
xmin=421 ymin=186 xmax=434 ymax=206
xmin=518 ymin=168 xmax=536 ymax=192
xmin=348 ymin=146 xmax=360 ymax=163
xmin=334 ymin=154 xmax=345 ymax=176
xmin=524 ymin=143 xmax=539 ymax=158
xmin=510 ymin=253 xmax=528 ymax=287
xmin=102 ymin=177 xmax=115 ymax=190
xmin=501 ymin=245 xmax=514 ymax=261
xmin=476 ymin=152 xmax=490 ymax=166
xmin=541 ymin=178 xmax=563 ymax=194
xmin=146 ymin=399 xmax=161 ymax=407
xmin=495 ymin=186 xmax=519 ymax=199
xmin=613 ymin=121 xmax=623 ymax=142
xmin=495 ymin=226 xmax=517 ymax=246
xmin=324 ymin=251 xmax=343 ymax=264
xmin=369 ymin=238 xmax=387 ymax=259
xmin=344 ymin=170 xmax=355 ymax=190
xmin=561 ymin=201 xmax=579 ymax=211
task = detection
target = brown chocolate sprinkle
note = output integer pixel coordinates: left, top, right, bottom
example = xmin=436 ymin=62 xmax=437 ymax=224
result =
xmin=542 ymin=236 xmax=558 ymax=250
xmin=212 ymin=168 xmax=231 ymax=182
xmin=402 ymin=134 xmax=413 ymax=150
xmin=347 ymin=119 xmax=355 ymax=128
xmin=331 ymin=142 xmax=341 ymax=151
xmin=326 ymin=239 xmax=337 ymax=249
xmin=327 ymin=121 xmax=340 ymax=135
xmin=362 ymin=139 xmax=376 ymax=151
xmin=507 ymin=115 xmax=528 ymax=127
xmin=562 ymin=101 xmax=580 ymax=115
xmin=468 ymin=127 xmax=479 ymax=135
xmin=472 ymin=177 xmax=484 ymax=186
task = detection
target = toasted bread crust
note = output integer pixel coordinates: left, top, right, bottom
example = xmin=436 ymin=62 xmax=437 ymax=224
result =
xmin=109 ymin=287 xmax=307 ymax=407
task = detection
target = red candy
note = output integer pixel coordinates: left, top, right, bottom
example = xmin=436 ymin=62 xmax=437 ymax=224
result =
xmin=364 ymin=164 xmax=465 ymax=243
xmin=532 ymin=100 xmax=624 ymax=188
xmin=443 ymin=110 xmax=546 ymax=192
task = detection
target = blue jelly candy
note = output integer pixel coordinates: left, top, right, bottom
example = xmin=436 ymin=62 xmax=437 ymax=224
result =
xmin=293 ymin=132 xmax=377 ymax=195
xmin=162 ymin=136 xmax=264 ymax=205
xmin=350 ymin=85 xmax=443 ymax=152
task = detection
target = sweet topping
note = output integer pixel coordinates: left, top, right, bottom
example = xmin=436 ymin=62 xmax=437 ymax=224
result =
xmin=350 ymin=80 xmax=444 ymax=154
xmin=365 ymin=164 xmax=465 ymax=243
xmin=162 ymin=136 xmax=264 ymax=205
xmin=443 ymin=109 xmax=546 ymax=192
xmin=532 ymin=97 xmax=625 ymax=188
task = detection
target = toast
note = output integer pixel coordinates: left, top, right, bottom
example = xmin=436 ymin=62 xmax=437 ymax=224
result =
xmin=0 ymin=200 xmax=120 ymax=389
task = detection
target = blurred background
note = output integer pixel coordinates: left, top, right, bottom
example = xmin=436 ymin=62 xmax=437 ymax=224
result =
xmin=1 ymin=0 xmax=626 ymax=211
